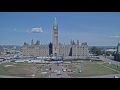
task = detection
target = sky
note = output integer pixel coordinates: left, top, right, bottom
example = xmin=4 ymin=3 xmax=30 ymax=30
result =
xmin=0 ymin=12 xmax=120 ymax=46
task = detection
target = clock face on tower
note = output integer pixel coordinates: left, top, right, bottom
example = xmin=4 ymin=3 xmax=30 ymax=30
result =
xmin=54 ymin=26 xmax=57 ymax=29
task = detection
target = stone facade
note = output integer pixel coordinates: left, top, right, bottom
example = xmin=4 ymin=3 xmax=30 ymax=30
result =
xmin=22 ymin=40 xmax=49 ymax=57
xmin=59 ymin=41 xmax=89 ymax=57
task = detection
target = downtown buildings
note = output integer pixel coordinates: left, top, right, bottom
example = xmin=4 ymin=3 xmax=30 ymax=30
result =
xmin=22 ymin=17 xmax=89 ymax=58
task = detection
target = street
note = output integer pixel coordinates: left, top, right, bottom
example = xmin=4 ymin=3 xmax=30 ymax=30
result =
xmin=0 ymin=60 xmax=10 ymax=64
xmin=50 ymin=63 xmax=70 ymax=78
xmin=99 ymin=56 xmax=120 ymax=66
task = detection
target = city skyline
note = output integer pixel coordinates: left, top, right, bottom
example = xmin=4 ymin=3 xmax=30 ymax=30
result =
xmin=0 ymin=12 xmax=120 ymax=46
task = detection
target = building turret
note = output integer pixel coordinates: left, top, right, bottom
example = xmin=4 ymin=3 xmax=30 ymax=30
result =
xmin=117 ymin=43 xmax=120 ymax=53
xmin=77 ymin=39 xmax=79 ymax=45
xmin=31 ymin=39 xmax=34 ymax=45
xmin=24 ymin=42 xmax=27 ymax=45
xmin=70 ymin=39 xmax=73 ymax=45
xmin=72 ymin=40 xmax=76 ymax=45
xmin=35 ymin=40 xmax=40 ymax=45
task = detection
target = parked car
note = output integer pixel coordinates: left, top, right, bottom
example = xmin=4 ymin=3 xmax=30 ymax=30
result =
xmin=50 ymin=70 xmax=55 ymax=73
xmin=54 ymin=70 xmax=58 ymax=73
xmin=62 ymin=68 xmax=66 ymax=72
xmin=56 ymin=71 xmax=62 ymax=75
xmin=67 ymin=69 xmax=72 ymax=72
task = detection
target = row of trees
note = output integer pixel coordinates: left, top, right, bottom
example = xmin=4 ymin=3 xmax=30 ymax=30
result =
xmin=90 ymin=46 xmax=114 ymax=56
xmin=91 ymin=46 xmax=102 ymax=55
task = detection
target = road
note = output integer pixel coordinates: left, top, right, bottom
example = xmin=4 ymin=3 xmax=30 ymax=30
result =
xmin=50 ymin=63 xmax=70 ymax=78
xmin=99 ymin=56 xmax=120 ymax=66
xmin=0 ymin=60 xmax=10 ymax=64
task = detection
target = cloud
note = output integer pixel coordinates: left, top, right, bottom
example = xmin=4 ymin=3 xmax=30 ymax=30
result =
xmin=110 ymin=36 xmax=120 ymax=38
xmin=31 ymin=27 xmax=43 ymax=33
xmin=115 ymin=36 xmax=120 ymax=38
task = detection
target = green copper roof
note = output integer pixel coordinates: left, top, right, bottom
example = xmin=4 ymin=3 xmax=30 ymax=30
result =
xmin=54 ymin=17 xmax=58 ymax=27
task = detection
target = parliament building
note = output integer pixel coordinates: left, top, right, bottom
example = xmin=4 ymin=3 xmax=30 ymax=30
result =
xmin=22 ymin=17 xmax=89 ymax=58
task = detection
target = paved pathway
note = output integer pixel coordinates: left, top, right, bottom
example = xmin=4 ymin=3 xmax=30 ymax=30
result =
xmin=99 ymin=56 xmax=120 ymax=66
xmin=50 ymin=63 xmax=70 ymax=78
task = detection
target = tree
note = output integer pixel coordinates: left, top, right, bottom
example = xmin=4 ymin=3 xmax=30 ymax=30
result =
xmin=106 ymin=52 xmax=110 ymax=56
xmin=106 ymin=51 xmax=113 ymax=56
xmin=91 ymin=46 xmax=102 ymax=55
xmin=6 ymin=52 xmax=10 ymax=54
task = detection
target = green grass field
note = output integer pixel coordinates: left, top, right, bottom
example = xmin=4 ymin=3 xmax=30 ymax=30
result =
xmin=0 ymin=62 xmax=50 ymax=78
xmin=67 ymin=61 xmax=120 ymax=77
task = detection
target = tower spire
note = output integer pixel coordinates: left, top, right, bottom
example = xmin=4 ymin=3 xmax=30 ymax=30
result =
xmin=54 ymin=17 xmax=58 ymax=27
xmin=77 ymin=39 xmax=79 ymax=45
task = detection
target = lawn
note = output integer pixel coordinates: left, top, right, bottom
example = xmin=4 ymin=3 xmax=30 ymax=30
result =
xmin=102 ymin=63 xmax=120 ymax=72
xmin=0 ymin=62 xmax=37 ymax=77
xmin=67 ymin=61 xmax=120 ymax=77
xmin=0 ymin=62 xmax=50 ymax=78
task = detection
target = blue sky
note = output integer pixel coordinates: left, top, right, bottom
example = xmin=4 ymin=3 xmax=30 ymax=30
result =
xmin=0 ymin=12 xmax=120 ymax=46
